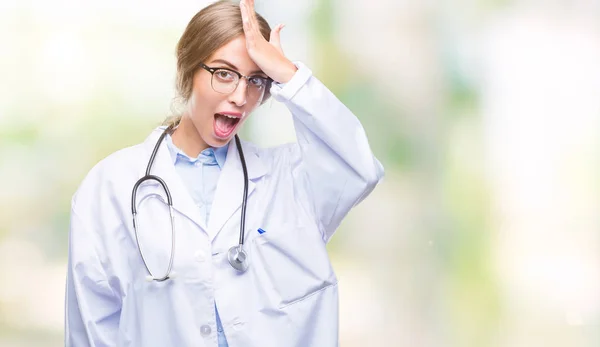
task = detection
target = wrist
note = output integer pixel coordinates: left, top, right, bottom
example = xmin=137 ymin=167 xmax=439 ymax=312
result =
xmin=276 ymin=60 xmax=298 ymax=84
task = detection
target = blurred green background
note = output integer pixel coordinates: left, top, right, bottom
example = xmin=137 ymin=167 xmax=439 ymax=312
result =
xmin=1 ymin=0 xmax=599 ymax=346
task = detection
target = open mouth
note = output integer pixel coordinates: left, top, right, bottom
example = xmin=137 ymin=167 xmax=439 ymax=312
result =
xmin=213 ymin=113 xmax=242 ymax=139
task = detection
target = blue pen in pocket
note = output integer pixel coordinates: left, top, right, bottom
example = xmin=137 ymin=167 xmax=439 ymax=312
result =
xmin=257 ymin=228 xmax=266 ymax=234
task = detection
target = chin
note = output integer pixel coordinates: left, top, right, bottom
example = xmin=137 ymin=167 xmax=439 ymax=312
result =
xmin=205 ymin=133 xmax=235 ymax=148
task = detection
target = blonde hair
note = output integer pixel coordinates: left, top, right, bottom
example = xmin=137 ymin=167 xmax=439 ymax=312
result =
xmin=164 ymin=0 xmax=272 ymax=127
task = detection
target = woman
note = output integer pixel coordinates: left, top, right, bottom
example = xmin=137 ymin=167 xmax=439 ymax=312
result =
xmin=65 ymin=0 xmax=384 ymax=346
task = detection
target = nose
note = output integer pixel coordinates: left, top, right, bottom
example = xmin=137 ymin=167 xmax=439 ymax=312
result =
xmin=228 ymin=79 xmax=247 ymax=107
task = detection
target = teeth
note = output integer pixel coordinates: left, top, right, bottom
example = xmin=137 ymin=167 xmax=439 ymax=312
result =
xmin=220 ymin=114 xmax=238 ymax=119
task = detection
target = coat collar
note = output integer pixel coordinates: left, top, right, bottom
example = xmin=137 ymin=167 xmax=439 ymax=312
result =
xmin=139 ymin=126 xmax=267 ymax=239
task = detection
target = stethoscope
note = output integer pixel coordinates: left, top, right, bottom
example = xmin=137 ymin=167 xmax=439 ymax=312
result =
xmin=131 ymin=125 xmax=250 ymax=281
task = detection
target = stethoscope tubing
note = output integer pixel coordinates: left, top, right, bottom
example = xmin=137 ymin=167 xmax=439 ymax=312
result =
xmin=131 ymin=125 xmax=250 ymax=281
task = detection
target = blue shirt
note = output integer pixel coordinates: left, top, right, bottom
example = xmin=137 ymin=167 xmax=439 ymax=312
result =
xmin=165 ymin=134 xmax=228 ymax=227
xmin=165 ymin=133 xmax=230 ymax=347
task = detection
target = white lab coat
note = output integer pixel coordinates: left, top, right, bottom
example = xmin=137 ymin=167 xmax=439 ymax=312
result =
xmin=65 ymin=62 xmax=384 ymax=347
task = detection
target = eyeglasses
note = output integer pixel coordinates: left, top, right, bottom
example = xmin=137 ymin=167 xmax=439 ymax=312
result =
xmin=200 ymin=63 xmax=271 ymax=104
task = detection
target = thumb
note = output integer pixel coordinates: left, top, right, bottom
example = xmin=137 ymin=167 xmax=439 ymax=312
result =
xmin=269 ymin=24 xmax=285 ymax=54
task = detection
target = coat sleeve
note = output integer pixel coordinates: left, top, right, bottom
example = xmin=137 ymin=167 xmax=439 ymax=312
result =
xmin=269 ymin=62 xmax=385 ymax=242
xmin=65 ymin=202 xmax=121 ymax=347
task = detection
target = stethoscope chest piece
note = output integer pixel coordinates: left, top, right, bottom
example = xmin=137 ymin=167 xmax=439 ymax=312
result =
xmin=228 ymin=245 xmax=249 ymax=272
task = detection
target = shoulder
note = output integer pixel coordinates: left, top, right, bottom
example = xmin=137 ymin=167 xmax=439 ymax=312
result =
xmin=71 ymin=140 xmax=148 ymax=212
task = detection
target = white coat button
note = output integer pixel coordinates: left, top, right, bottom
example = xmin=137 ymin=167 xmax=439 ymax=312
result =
xmin=200 ymin=325 xmax=211 ymax=336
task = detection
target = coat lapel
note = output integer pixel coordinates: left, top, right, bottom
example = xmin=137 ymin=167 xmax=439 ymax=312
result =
xmin=208 ymin=138 xmax=267 ymax=241
xmin=137 ymin=127 xmax=205 ymax=231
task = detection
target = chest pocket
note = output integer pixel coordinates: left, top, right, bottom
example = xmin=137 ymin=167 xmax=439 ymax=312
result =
xmin=250 ymin=224 xmax=337 ymax=308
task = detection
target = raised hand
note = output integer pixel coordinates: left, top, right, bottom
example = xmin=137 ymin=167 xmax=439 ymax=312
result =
xmin=239 ymin=0 xmax=297 ymax=83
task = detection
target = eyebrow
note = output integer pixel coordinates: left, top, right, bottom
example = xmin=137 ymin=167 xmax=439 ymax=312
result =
xmin=208 ymin=59 xmax=266 ymax=76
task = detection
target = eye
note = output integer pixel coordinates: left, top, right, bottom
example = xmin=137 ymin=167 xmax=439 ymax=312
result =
xmin=214 ymin=70 xmax=236 ymax=82
xmin=248 ymin=76 xmax=266 ymax=88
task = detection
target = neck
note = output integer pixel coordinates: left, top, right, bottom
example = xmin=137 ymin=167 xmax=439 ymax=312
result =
xmin=171 ymin=115 xmax=209 ymax=158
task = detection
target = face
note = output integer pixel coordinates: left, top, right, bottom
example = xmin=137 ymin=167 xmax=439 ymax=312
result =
xmin=185 ymin=35 xmax=268 ymax=148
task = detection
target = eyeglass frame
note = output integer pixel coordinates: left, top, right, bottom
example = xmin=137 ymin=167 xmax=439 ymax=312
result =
xmin=199 ymin=63 xmax=272 ymax=96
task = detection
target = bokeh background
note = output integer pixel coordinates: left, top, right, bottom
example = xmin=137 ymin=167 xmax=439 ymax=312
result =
xmin=1 ymin=0 xmax=599 ymax=346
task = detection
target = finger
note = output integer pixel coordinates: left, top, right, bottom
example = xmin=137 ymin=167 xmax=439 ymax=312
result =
xmin=269 ymin=24 xmax=285 ymax=53
xmin=240 ymin=0 xmax=250 ymax=29
xmin=247 ymin=0 xmax=262 ymax=37
xmin=240 ymin=1 xmax=255 ymax=42
xmin=269 ymin=24 xmax=281 ymax=43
